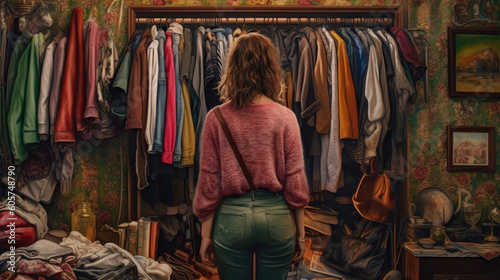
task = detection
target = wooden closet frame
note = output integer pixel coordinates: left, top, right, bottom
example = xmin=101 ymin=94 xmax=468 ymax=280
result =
xmin=126 ymin=4 xmax=409 ymax=268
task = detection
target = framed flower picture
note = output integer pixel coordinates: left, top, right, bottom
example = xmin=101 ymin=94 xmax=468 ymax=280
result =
xmin=448 ymin=27 xmax=500 ymax=98
xmin=447 ymin=126 xmax=496 ymax=172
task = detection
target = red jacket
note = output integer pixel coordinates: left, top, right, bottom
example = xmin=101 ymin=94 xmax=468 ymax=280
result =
xmin=55 ymin=7 xmax=85 ymax=144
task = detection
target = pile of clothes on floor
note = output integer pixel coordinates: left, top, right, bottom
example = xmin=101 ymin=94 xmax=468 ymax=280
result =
xmin=0 ymin=231 xmax=172 ymax=280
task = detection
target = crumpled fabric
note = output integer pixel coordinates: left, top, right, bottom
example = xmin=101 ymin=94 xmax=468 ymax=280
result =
xmin=59 ymin=231 xmax=103 ymax=259
xmin=105 ymin=243 xmax=172 ymax=280
xmin=135 ymin=255 xmax=173 ymax=280
xmin=18 ymin=259 xmax=59 ymax=277
xmin=76 ymin=247 xmax=129 ymax=269
xmin=160 ymin=253 xmax=200 ymax=280
xmin=12 ymin=261 xmax=76 ymax=280
xmin=0 ymin=239 xmax=73 ymax=265
xmin=0 ymin=194 xmax=48 ymax=239
xmin=60 ymin=232 xmax=171 ymax=280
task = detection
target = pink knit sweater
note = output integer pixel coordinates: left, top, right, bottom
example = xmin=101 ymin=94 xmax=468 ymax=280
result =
xmin=193 ymin=101 xmax=309 ymax=221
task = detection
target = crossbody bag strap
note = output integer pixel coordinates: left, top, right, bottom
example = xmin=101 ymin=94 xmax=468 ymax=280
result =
xmin=214 ymin=106 xmax=256 ymax=190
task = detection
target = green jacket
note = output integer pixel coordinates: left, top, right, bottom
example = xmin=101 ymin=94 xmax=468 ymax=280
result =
xmin=8 ymin=33 xmax=42 ymax=165
xmin=2 ymin=32 xmax=32 ymax=164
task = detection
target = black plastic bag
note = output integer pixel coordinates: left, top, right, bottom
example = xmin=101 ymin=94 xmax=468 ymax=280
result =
xmin=321 ymin=218 xmax=390 ymax=280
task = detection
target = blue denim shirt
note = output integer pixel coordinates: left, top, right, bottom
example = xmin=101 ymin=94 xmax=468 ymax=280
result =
xmin=346 ymin=27 xmax=368 ymax=106
xmin=212 ymin=28 xmax=227 ymax=49
xmin=152 ymin=30 xmax=167 ymax=153
xmin=225 ymin=27 xmax=233 ymax=50
xmin=212 ymin=28 xmax=227 ymax=75
xmin=131 ymin=32 xmax=143 ymax=58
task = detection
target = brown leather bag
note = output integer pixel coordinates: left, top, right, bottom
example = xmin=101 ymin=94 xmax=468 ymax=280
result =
xmin=353 ymin=158 xmax=394 ymax=224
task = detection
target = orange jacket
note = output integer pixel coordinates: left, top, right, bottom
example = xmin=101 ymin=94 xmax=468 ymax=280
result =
xmin=330 ymin=30 xmax=359 ymax=140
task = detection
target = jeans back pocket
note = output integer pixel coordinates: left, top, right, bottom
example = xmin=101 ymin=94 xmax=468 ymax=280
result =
xmin=265 ymin=210 xmax=294 ymax=244
xmin=214 ymin=212 xmax=245 ymax=247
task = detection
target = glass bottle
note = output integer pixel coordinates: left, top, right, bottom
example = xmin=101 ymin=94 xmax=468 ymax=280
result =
xmin=71 ymin=201 xmax=96 ymax=241
xmin=431 ymin=225 xmax=448 ymax=246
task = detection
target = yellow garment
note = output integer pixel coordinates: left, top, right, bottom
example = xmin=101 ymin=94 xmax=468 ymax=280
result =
xmin=233 ymin=28 xmax=242 ymax=42
xmin=314 ymin=30 xmax=331 ymax=134
xmin=181 ymin=79 xmax=195 ymax=166
xmin=330 ymin=30 xmax=359 ymax=140
xmin=179 ymin=32 xmax=185 ymax=56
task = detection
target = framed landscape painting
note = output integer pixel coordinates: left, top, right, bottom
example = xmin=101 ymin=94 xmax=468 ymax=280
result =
xmin=448 ymin=27 xmax=500 ymax=98
xmin=447 ymin=126 xmax=495 ymax=172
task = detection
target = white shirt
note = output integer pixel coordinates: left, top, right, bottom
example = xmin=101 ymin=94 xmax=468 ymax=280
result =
xmin=320 ymin=27 xmax=341 ymax=193
xmin=368 ymin=29 xmax=391 ymax=159
xmin=146 ymin=40 xmax=159 ymax=153
xmin=362 ymin=32 xmax=384 ymax=159
xmin=37 ymin=38 xmax=57 ymax=140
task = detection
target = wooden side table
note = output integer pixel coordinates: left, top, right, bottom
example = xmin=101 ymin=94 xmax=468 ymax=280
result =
xmin=404 ymin=242 xmax=500 ymax=280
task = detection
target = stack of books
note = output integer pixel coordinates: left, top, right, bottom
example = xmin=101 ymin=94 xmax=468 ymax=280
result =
xmin=406 ymin=222 xmax=431 ymax=242
xmin=117 ymin=216 xmax=161 ymax=259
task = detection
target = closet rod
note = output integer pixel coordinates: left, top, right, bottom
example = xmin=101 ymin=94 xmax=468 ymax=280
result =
xmin=128 ymin=6 xmax=405 ymax=38
xmin=135 ymin=17 xmax=393 ymax=26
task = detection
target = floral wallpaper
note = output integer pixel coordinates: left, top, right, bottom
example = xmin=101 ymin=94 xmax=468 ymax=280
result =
xmin=40 ymin=0 xmax=499 ymax=230
xmin=407 ymin=0 xmax=500 ymax=226
xmin=47 ymin=135 xmax=129 ymax=231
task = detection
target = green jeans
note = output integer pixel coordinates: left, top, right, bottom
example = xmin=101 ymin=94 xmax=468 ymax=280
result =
xmin=213 ymin=190 xmax=296 ymax=280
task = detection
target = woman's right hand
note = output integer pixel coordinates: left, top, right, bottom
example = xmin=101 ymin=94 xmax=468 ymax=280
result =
xmin=292 ymin=239 xmax=305 ymax=263
xmin=200 ymin=237 xmax=215 ymax=266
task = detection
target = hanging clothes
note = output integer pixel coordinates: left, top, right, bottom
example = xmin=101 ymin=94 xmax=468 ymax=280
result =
xmin=152 ymin=30 xmax=167 ymax=154
xmin=1 ymin=29 xmax=31 ymax=167
xmin=319 ymin=27 xmax=341 ymax=193
xmin=374 ymin=28 xmax=397 ymax=171
xmin=146 ymin=31 xmax=159 ymax=154
xmin=168 ymin=22 xmax=185 ymax=167
xmin=110 ymin=29 xmax=143 ymax=130
xmin=389 ymin=27 xmax=427 ymax=83
xmin=37 ymin=32 xmax=65 ymax=142
xmin=161 ymin=30 xmax=177 ymax=165
xmin=92 ymin=28 xmax=119 ymax=140
xmin=55 ymin=7 xmax=85 ymax=145
xmin=119 ymin=20 xmax=425 ymax=192
xmin=179 ymin=29 xmax=195 ymax=167
xmin=125 ymin=27 xmax=152 ymax=190
xmin=3 ymin=18 xmax=22 ymax=82
xmin=193 ymin=26 xmax=207 ymax=161
xmin=329 ymin=30 xmax=359 ymax=140
xmin=5 ymin=31 xmax=32 ymax=130
xmin=204 ymin=28 xmax=221 ymax=111
xmin=81 ymin=21 xmax=101 ymax=139
xmin=7 ymin=32 xmax=43 ymax=165
xmin=313 ymin=29 xmax=331 ymax=134
xmin=367 ymin=28 xmax=390 ymax=165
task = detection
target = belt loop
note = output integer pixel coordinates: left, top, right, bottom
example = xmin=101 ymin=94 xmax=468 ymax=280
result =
xmin=251 ymin=190 xmax=256 ymax=201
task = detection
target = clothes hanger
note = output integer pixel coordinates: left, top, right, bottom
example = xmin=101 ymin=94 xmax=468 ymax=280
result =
xmin=241 ymin=18 xmax=246 ymax=31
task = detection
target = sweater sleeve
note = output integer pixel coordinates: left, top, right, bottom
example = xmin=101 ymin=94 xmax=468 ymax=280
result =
xmin=283 ymin=117 xmax=309 ymax=209
xmin=193 ymin=112 xmax=223 ymax=221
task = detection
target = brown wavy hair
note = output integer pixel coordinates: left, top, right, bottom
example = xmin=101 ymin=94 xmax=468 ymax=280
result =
xmin=218 ymin=33 xmax=284 ymax=109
